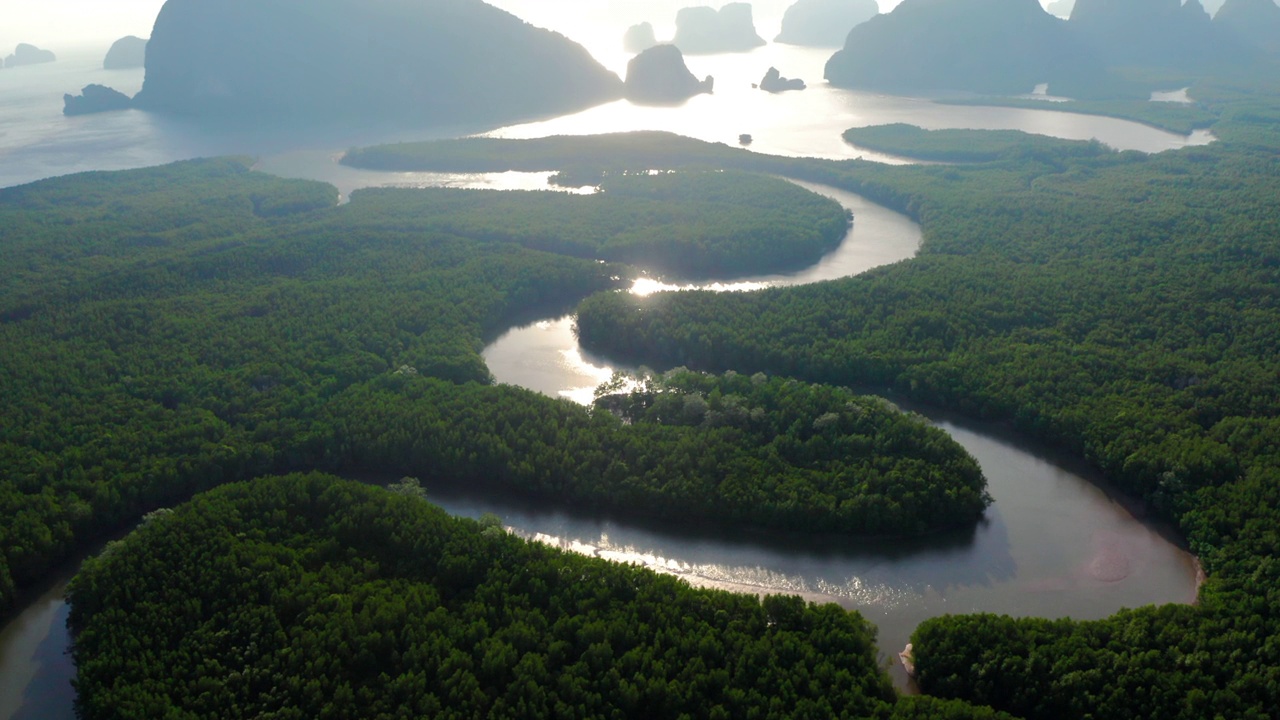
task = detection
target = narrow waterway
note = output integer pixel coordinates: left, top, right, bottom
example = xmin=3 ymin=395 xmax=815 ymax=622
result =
xmin=0 ymin=559 xmax=85 ymax=720
xmin=477 ymin=180 xmax=1201 ymax=687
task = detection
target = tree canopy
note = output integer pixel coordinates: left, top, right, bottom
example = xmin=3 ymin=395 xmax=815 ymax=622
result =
xmin=68 ymin=473 xmax=1010 ymax=720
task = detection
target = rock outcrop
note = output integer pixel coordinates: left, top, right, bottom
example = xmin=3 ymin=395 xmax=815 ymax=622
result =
xmin=624 ymin=22 xmax=659 ymax=53
xmin=625 ymin=44 xmax=714 ymax=104
xmin=103 ymin=36 xmax=148 ymax=69
xmin=1214 ymin=0 xmax=1280 ymax=54
xmin=134 ymin=0 xmax=623 ymax=123
xmin=1068 ymin=0 xmax=1221 ymax=69
xmin=775 ymin=0 xmax=879 ymax=47
xmin=825 ymin=0 xmax=1089 ymax=95
xmin=64 ymin=84 xmax=134 ymax=115
xmin=672 ymin=3 xmax=766 ymax=54
xmin=5 ymin=44 xmax=56 ymax=68
xmin=759 ymin=67 xmax=806 ymax=92
xmin=824 ymin=0 xmax=1276 ymax=99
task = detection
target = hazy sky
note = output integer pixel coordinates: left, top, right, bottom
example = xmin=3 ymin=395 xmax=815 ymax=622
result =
xmin=1 ymin=1 xmax=907 ymax=52
xmin=6 ymin=0 xmax=1199 ymax=57
xmin=2 ymin=0 xmax=166 ymax=51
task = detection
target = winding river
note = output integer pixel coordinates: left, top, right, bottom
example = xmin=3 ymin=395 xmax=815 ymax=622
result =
xmin=477 ymin=179 xmax=1200 ymax=688
xmin=0 ymin=49 xmax=1209 ymax=717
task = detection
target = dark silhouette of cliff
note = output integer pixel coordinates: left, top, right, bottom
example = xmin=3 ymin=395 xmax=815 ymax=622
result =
xmin=5 ymin=44 xmax=56 ymax=68
xmin=775 ymin=0 xmax=879 ymax=47
xmin=823 ymin=0 xmax=1275 ymax=98
xmin=104 ymin=36 xmax=148 ymax=70
xmin=1068 ymin=0 xmax=1224 ymax=70
xmin=133 ymin=0 xmax=623 ymax=123
xmin=759 ymin=67 xmax=806 ymax=92
xmin=64 ymin=85 xmax=134 ymax=115
xmin=1215 ymin=0 xmax=1280 ymax=54
xmin=825 ymin=0 xmax=1092 ymax=95
xmin=625 ymin=45 xmax=714 ymax=104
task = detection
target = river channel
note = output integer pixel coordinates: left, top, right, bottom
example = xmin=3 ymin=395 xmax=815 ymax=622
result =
xmin=476 ymin=179 xmax=1201 ymax=688
xmin=0 ymin=54 xmax=1208 ymax=719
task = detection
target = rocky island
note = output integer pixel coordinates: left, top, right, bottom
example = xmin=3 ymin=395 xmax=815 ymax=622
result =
xmin=132 ymin=0 xmax=623 ymax=122
xmin=4 ymin=43 xmax=56 ymax=68
xmin=103 ymin=36 xmax=148 ymax=70
xmin=672 ymin=3 xmax=766 ymax=54
xmin=824 ymin=0 xmax=1091 ymax=95
xmin=759 ymin=66 xmax=806 ymax=92
xmin=625 ymin=45 xmax=714 ymax=104
xmin=64 ymin=84 xmax=134 ymax=116
xmin=774 ymin=0 xmax=879 ymax=47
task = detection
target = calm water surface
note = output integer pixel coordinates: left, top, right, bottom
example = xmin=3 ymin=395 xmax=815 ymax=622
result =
xmin=0 ymin=32 xmax=1206 ymax=719
xmin=0 ymin=562 xmax=82 ymax=720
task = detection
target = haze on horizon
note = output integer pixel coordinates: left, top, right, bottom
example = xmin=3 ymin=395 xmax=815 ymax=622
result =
xmin=1 ymin=0 xmax=1108 ymax=58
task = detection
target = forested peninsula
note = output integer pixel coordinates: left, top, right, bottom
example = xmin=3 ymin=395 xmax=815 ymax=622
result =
xmin=841 ymin=124 xmax=1111 ymax=163
xmin=68 ymin=474 xmax=1006 ymax=719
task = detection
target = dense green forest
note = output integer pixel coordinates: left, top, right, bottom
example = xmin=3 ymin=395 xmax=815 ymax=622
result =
xmin=938 ymin=96 xmax=1220 ymax=136
xmin=340 ymin=132 xmax=756 ymax=173
xmin=17 ymin=75 xmax=1280 ymax=717
xmin=842 ymin=124 xmax=1112 ymax=163
xmin=589 ymin=369 xmax=989 ymax=534
xmin=68 ymin=473 xmax=1009 ymax=720
xmin=567 ymin=90 xmax=1280 ymax=717
xmin=345 ymin=171 xmax=850 ymax=278
xmin=314 ymin=366 xmax=987 ymax=536
xmin=0 ymin=159 xmax=980 ymax=618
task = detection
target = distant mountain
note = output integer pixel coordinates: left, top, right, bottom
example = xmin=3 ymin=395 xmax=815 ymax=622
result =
xmin=824 ymin=0 xmax=1088 ymax=95
xmin=624 ymin=22 xmax=659 ymax=53
xmin=759 ymin=67 xmax=806 ymax=92
xmin=1068 ymin=0 xmax=1221 ymax=69
xmin=672 ymin=3 xmax=766 ymax=54
xmin=134 ymin=0 xmax=623 ymax=123
xmin=775 ymin=0 xmax=880 ymax=47
xmin=64 ymin=84 xmax=134 ymax=115
xmin=4 ymin=43 xmax=56 ymax=68
xmin=823 ymin=0 xmax=1276 ymax=98
xmin=625 ymin=45 xmax=714 ymax=103
xmin=1214 ymin=0 xmax=1280 ymax=54
xmin=103 ymin=36 xmax=148 ymax=70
